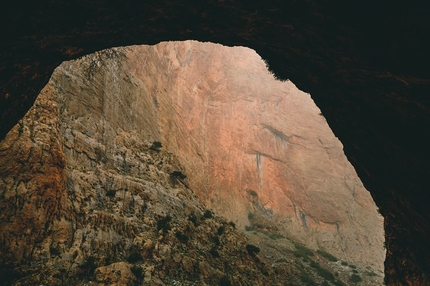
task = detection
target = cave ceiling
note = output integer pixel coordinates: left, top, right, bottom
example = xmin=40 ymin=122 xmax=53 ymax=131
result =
xmin=1 ymin=0 xmax=429 ymax=285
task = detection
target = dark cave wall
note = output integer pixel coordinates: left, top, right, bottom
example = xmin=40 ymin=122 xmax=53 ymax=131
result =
xmin=1 ymin=1 xmax=430 ymax=285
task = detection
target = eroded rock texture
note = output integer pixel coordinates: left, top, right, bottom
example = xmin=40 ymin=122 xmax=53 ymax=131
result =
xmin=1 ymin=1 xmax=430 ymax=285
xmin=0 ymin=48 xmax=282 ymax=285
xmin=0 ymin=42 xmax=384 ymax=285
xmin=125 ymin=41 xmax=385 ymax=269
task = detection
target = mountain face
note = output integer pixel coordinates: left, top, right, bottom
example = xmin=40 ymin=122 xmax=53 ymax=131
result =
xmin=125 ymin=41 xmax=385 ymax=269
xmin=0 ymin=48 xmax=279 ymax=286
xmin=0 ymin=41 xmax=384 ymax=284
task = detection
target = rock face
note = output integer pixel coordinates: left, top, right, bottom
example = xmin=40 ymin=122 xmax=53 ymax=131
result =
xmin=126 ymin=41 xmax=385 ymax=269
xmin=0 ymin=41 xmax=384 ymax=283
xmin=2 ymin=3 xmax=430 ymax=284
xmin=0 ymin=48 xmax=280 ymax=285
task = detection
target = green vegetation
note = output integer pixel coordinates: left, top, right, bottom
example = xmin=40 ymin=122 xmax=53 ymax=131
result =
xmin=246 ymin=244 xmax=260 ymax=256
xmin=245 ymin=225 xmax=253 ymax=231
xmin=50 ymin=246 xmax=61 ymax=256
xmin=268 ymin=233 xmax=285 ymax=240
xmin=219 ymin=275 xmax=231 ymax=286
xmin=188 ymin=213 xmax=198 ymax=226
xmin=106 ymin=190 xmax=116 ymax=197
xmin=300 ymin=271 xmax=317 ymax=286
xmin=212 ymin=235 xmax=221 ymax=246
xmin=317 ymin=249 xmax=338 ymax=262
xmin=260 ymin=230 xmax=285 ymax=240
xmin=175 ymin=231 xmax=189 ymax=243
xmin=341 ymin=261 xmax=348 ymax=266
xmin=217 ymin=225 xmax=226 ymax=235
xmin=157 ymin=215 xmax=172 ymax=232
xmin=293 ymin=243 xmax=314 ymax=259
xmin=349 ymin=264 xmax=357 ymax=269
xmin=248 ymin=212 xmax=255 ymax=220
xmin=309 ymin=260 xmax=319 ymax=268
xmin=103 ymin=253 xmax=114 ymax=265
xmin=219 ymin=276 xmax=231 ymax=286
xmin=333 ymin=280 xmax=347 ymax=286
xmin=149 ymin=141 xmax=162 ymax=151
xmin=80 ymin=255 xmax=97 ymax=274
xmin=203 ymin=209 xmax=213 ymax=219
xmin=209 ymin=247 xmax=220 ymax=258
xmin=131 ymin=265 xmax=144 ymax=281
xmin=127 ymin=250 xmax=142 ymax=263
xmin=170 ymin=171 xmax=187 ymax=186
xmin=309 ymin=260 xmax=335 ymax=282
xmin=170 ymin=170 xmax=187 ymax=180
xmin=350 ymin=274 xmax=362 ymax=283
xmin=228 ymin=221 xmax=236 ymax=228
xmin=365 ymin=271 xmax=378 ymax=277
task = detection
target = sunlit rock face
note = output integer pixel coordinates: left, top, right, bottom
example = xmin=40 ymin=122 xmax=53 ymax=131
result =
xmin=126 ymin=41 xmax=385 ymax=270
xmin=0 ymin=40 xmax=385 ymax=276
xmin=0 ymin=46 xmax=280 ymax=285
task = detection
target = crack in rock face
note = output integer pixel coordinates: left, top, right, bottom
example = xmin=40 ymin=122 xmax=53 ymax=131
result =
xmin=0 ymin=41 xmax=385 ymax=284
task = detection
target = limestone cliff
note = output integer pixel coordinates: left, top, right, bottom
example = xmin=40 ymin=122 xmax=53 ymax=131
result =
xmin=0 ymin=41 xmax=385 ymax=284
xmin=0 ymin=51 xmax=280 ymax=285
xmin=125 ymin=41 xmax=385 ymax=269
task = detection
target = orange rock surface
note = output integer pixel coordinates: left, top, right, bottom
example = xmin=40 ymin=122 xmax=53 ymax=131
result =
xmin=125 ymin=41 xmax=384 ymax=269
xmin=0 ymin=41 xmax=385 ymax=277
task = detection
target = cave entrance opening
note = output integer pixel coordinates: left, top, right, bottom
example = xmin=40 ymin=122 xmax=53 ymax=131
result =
xmin=0 ymin=40 xmax=386 ymax=284
xmin=66 ymin=40 xmax=386 ymax=275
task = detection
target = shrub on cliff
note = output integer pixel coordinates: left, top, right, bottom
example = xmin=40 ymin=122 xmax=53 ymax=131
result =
xmin=170 ymin=171 xmax=187 ymax=179
xmin=170 ymin=171 xmax=187 ymax=186
xmin=175 ymin=231 xmax=189 ymax=243
xmin=157 ymin=215 xmax=172 ymax=232
xmin=188 ymin=213 xmax=198 ymax=226
xmin=350 ymin=274 xmax=362 ymax=283
xmin=333 ymin=280 xmax=346 ymax=286
xmin=217 ymin=225 xmax=226 ymax=235
xmin=209 ymin=247 xmax=220 ymax=258
xmin=149 ymin=141 xmax=162 ymax=151
xmin=293 ymin=243 xmax=314 ymax=259
xmin=316 ymin=249 xmax=338 ymax=262
xmin=212 ymin=235 xmax=221 ymax=246
xmin=203 ymin=209 xmax=213 ymax=219
xmin=365 ymin=271 xmax=378 ymax=277
xmin=248 ymin=212 xmax=255 ymax=220
xmin=131 ymin=265 xmax=144 ymax=281
xmin=300 ymin=270 xmax=317 ymax=286
xmin=246 ymin=244 xmax=260 ymax=256
xmin=106 ymin=190 xmax=116 ymax=197
xmin=127 ymin=250 xmax=142 ymax=263
xmin=80 ymin=255 xmax=97 ymax=275
xmin=219 ymin=275 xmax=231 ymax=286
xmin=310 ymin=260 xmax=335 ymax=282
